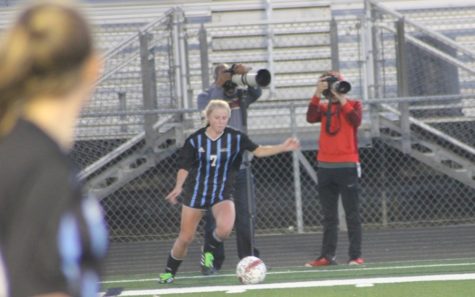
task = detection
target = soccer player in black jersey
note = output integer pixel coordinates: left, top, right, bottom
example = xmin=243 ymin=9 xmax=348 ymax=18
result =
xmin=158 ymin=100 xmax=300 ymax=283
xmin=197 ymin=63 xmax=262 ymax=274
xmin=0 ymin=2 xmax=107 ymax=297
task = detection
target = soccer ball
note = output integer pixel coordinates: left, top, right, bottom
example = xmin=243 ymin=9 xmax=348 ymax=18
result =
xmin=236 ymin=256 xmax=267 ymax=284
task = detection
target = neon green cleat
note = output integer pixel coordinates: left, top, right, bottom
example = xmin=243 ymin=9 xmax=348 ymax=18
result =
xmin=200 ymin=252 xmax=217 ymax=275
xmin=158 ymin=272 xmax=175 ymax=284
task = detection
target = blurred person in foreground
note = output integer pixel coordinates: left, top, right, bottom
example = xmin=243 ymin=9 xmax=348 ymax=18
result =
xmin=305 ymin=71 xmax=364 ymax=267
xmin=196 ymin=63 xmax=262 ymax=274
xmin=158 ymin=99 xmax=299 ymax=284
xmin=0 ymin=1 xmax=108 ymax=296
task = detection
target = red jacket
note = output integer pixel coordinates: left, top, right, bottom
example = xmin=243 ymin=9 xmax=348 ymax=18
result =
xmin=306 ymin=95 xmax=362 ymax=163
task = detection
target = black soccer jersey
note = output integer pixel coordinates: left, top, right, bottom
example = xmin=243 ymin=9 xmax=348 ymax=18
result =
xmin=178 ymin=127 xmax=258 ymax=208
xmin=0 ymin=119 xmax=108 ymax=297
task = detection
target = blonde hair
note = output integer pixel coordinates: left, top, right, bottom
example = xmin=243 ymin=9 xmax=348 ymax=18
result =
xmin=0 ymin=0 xmax=93 ymax=134
xmin=203 ymin=99 xmax=231 ymax=124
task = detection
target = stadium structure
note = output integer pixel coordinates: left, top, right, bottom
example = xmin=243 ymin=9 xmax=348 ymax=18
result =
xmin=1 ymin=0 xmax=474 ymax=276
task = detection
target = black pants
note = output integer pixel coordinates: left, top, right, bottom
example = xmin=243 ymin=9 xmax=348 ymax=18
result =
xmin=204 ymin=168 xmax=259 ymax=269
xmin=317 ymin=166 xmax=362 ymax=260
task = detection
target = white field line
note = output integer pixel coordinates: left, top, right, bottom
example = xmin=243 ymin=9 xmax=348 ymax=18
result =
xmin=101 ymin=261 xmax=475 ymax=284
xmin=109 ymin=273 xmax=475 ymax=296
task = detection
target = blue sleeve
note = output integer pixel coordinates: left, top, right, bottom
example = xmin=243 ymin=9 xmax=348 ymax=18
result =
xmin=197 ymin=90 xmax=211 ymax=111
xmin=244 ymin=86 xmax=262 ymax=106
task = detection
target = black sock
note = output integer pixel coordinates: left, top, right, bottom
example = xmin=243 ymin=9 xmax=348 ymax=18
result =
xmin=204 ymin=230 xmax=223 ymax=254
xmin=165 ymin=252 xmax=182 ymax=276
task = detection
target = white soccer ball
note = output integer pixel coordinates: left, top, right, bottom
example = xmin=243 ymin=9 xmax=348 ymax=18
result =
xmin=236 ymin=256 xmax=267 ymax=285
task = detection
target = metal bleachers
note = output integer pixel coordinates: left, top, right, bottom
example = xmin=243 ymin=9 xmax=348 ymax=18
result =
xmin=75 ymin=1 xmax=339 ymax=198
xmin=1 ymin=0 xmax=474 ymax=195
xmin=204 ymin=1 xmax=333 ymax=102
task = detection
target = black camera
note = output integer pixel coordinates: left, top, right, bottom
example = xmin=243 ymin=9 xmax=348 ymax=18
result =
xmin=222 ymin=80 xmax=238 ymax=96
xmin=322 ymin=76 xmax=351 ymax=97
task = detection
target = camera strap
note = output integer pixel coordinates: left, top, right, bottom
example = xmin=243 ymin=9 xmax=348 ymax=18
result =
xmin=228 ymin=64 xmax=237 ymax=75
xmin=325 ymin=102 xmax=341 ymax=136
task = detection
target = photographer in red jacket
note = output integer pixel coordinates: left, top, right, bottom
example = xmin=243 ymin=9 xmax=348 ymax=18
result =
xmin=305 ymin=71 xmax=364 ymax=267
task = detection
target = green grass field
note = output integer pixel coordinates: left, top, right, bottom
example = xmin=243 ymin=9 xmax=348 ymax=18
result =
xmin=101 ymin=258 xmax=475 ymax=297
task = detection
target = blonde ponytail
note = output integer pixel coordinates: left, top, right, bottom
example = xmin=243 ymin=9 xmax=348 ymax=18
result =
xmin=0 ymin=1 xmax=93 ymax=135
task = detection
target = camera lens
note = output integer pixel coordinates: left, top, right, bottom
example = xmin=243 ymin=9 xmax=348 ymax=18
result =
xmin=334 ymin=81 xmax=351 ymax=94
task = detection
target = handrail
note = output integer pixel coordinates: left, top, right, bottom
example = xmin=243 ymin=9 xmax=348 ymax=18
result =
xmin=381 ymin=104 xmax=475 ymax=157
xmin=203 ymin=16 xmax=333 ymax=29
xmin=77 ymin=95 xmax=475 ymax=179
xmin=101 ymin=8 xmax=175 ymax=61
xmin=375 ymin=24 xmax=475 ymax=76
xmin=94 ymin=10 xmax=174 ymax=86
xmin=367 ymin=0 xmax=475 ymax=60
xmin=139 ymin=7 xmax=177 ymax=33
xmin=78 ymin=94 xmax=475 ymax=118
xmin=367 ymin=94 xmax=475 ymax=104
xmin=78 ymin=114 xmax=175 ymax=180
xmin=95 ymin=30 xmax=170 ymax=86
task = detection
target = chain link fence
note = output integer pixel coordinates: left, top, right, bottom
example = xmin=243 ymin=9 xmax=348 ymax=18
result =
xmin=86 ymin=102 xmax=475 ymax=243
xmin=61 ymin=2 xmax=475 ymax=244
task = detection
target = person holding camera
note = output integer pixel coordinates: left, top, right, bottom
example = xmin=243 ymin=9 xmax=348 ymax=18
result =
xmin=196 ymin=63 xmax=262 ymax=274
xmin=305 ymin=71 xmax=364 ymax=267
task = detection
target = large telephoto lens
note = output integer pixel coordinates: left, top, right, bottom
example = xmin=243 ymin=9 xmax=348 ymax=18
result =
xmin=333 ymin=81 xmax=351 ymax=94
xmin=231 ymin=69 xmax=271 ymax=87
